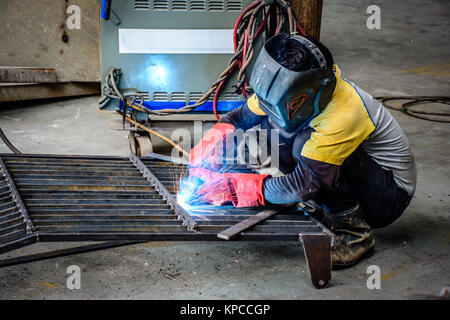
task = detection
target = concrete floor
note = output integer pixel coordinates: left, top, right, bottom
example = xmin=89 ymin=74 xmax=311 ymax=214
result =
xmin=0 ymin=0 xmax=449 ymax=299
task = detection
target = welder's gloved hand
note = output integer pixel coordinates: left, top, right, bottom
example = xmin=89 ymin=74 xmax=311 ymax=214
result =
xmin=224 ymin=172 xmax=269 ymax=207
xmin=191 ymin=168 xmax=268 ymax=208
xmin=189 ymin=167 xmax=234 ymax=206
xmin=189 ymin=123 xmax=235 ymax=170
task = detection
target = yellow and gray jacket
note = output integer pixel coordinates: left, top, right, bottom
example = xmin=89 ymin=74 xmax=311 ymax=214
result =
xmin=219 ymin=66 xmax=417 ymax=203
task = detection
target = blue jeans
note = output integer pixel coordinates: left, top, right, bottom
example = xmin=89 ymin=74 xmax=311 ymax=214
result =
xmin=315 ymin=147 xmax=412 ymax=229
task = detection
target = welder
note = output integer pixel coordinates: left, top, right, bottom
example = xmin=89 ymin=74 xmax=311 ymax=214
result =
xmin=188 ymin=33 xmax=417 ymax=267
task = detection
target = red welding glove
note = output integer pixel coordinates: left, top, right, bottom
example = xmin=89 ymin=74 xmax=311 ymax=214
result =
xmin=191 ymin=168 xmax=268 ymax=208
xmin=190 ymin=123 xmax=235 ymax=170
xmin=224 ymin=172 xmax=268 ymax=207
xmin=189 ymin=167 xmax=234 ymax=206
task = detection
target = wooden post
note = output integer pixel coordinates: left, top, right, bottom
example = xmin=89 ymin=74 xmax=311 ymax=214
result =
xmin=291 ymin=0 xmax=324 ymax=40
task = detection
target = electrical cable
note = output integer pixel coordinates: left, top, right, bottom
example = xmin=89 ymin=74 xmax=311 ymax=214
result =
xmin=377 ymin=96 xmax=450 ymax=123
xmin=0 ymin=127 xmax=22 ymax=154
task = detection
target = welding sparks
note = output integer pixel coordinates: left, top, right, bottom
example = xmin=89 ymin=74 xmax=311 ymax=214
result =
xmin=176 ymin=173 xmax=231 ymax=220
xmin=176 ymin=148 xmax=255 ymax=219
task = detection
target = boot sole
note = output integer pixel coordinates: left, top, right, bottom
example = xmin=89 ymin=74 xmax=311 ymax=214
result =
xmin=332 ymin=247 xmax=375 ymax=270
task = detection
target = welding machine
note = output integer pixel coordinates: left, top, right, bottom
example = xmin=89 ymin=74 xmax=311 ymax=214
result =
xmin=98 ymin=0 xmax=305 ymax=155
xmin=98 ymin=0 xmax=259 ymax=154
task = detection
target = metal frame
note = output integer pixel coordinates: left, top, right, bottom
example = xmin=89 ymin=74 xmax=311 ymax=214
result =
xmin=129 ymin=153 xmax=197 ymax=230
xmin=0 ymin=153 xmax=332 ymax=289
xmin=0 ymin=157 xmax=33 ymax=234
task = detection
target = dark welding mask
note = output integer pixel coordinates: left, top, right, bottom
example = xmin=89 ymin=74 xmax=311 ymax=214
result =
xmin=249 ymin=34 xmax=336 ymax=134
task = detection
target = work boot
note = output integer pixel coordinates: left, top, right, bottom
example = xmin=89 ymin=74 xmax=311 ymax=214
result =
xmin=322 ymin=203 xmax=375 ymax=268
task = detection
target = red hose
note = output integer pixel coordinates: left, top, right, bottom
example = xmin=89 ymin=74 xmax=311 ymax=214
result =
xmin=233 ymin=0 xmax=261 ymax=66
xmin=213 ymin=81 xmax=226 ymax=120
xmin=296 ymin=22 xmax=307 ymax=36
xmin=231 ymin=0 xmax=262 ymax=107
xmin=233 ymin=1 xmax=260 ymax=51
xmin=214 ymin=1 xmax=306 ymax=121
xmin=213 ymin=63 xmax=238 ymax=120
xmin=254 ymin=7 xmax=271 ymax=40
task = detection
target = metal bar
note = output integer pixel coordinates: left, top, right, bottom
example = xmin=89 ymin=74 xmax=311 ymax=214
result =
xmin=307 ymin=215 xmax=335 ymax=246
xmin=12 ymin=174 xmax=144 ymax=180
xmin=34 ymin=225 xmax=188 ymax=232
xmin=196 ymin=219 xmax=313 ymax=225
xmin=16 ymin=186 xmax=155 ymax=191
xmin=32 ymin=215 xmax=177 ymax=220
xmin=33 ymin=220 xmax=182 ymax=226
xmin=0 ymin=156 xmax=33 ymax=234
xmin=0 ymin=234 xmax=38 ymax=255
xmin=10 ymin=170 xmax=143 ymax=176
xmin=28 ymin=209 xmax=173 ymax=215
xmin=145 ymin=152 xmax=189 ymax=165
xmin=19 ymin=190 xmax=159 ymax=196
xmin=0 ymin=241 xmax=140 ymax=268
xmin=37 ymin=232 xmax=301 ymax=242
xmin=24 ymin=199 xmax=167 ymax=205
xmin=217 ymin=208 xmax=281 ymax=240
xmin=15 ymin=181 xmax=152 ymax=187
xmin=0 ymin=154 xmax=129 ymax=161
xmin=22 ymin=194 xmax=162 ymax=199
xmin=5 ymin=158 xmax=129 ymax=164
xmin=200 ymin=225 xmax=323 ymax=233
xmin=129 ymin=153 xmax=197 ymax=230
xmin=8 ymin=164 xmax=137 ymax=169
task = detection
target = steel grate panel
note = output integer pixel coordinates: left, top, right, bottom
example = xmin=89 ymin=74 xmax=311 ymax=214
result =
xmin=140 ymin=158 xmax=325 ymax=235
xmin=0 ymin=154 xmax=333 ymax=288
xmin=0 ymin=154 xmax=331 ymax=251
xmin=0 ymin=155 xmax=188 ymax=248
xmin=0 ymin=157 xmax=36 ymax=253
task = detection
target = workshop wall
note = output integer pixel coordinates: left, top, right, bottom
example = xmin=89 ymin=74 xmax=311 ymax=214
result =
xmin=0 ymin=0 xmax=100 ymax=101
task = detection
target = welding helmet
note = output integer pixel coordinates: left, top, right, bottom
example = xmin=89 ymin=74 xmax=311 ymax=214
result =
xmin=249 ymin=34 xmax=336 ymax=134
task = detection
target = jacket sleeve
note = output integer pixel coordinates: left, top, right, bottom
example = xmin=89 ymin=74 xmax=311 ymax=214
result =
xmin=219 ymin=94 xmax=266 ymax=131
xmin=263 ymin=156 xmax=340 ymax=204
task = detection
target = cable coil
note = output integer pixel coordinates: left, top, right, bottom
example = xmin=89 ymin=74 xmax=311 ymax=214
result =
xmin=377 ymin=96 xmax=450 ymax=123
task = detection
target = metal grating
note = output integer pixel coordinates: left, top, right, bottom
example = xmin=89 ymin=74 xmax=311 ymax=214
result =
xmin=2 ymin=155 xmax=188 ymax=238
xmin=152 ymin=92 xmax=169 ymax=101
xmin=134 ymin=0 xmax=151 ymax=10
xmin=171 ymin=92 xmax=187 ymax=102
xmin=172 ymin=0 xmax=188 ymax=11
xmin=135 ymin=91 xmax=238 ymax=102
xmin=223 ymin=92 xmax=240 ymax=101
xmin=134 ymin=0 xmax=241 ymax=12
xmin=136 ymin=91 xmax=151 ymax=101
xmin=188 ymin=92 xmax=204 ymax=102
xmin=0 ymin=158 xmax=35 ymax=253
xmin=153 ymin=0 xmax=169 ymax=11
xmin=226 ymin=0 xmax=242 ymax=11
xmin=208 ymin=0 xmax=224 ymax=11
xmin=190 ymin=0 xmax=206 ymax=11
xmin=140 ymin=157 xmax=325 ymax=236
xmin=0 ymin=154 xmax=330 ymax=244
xmin=0 ymin=153 xmax=332 ymax=288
